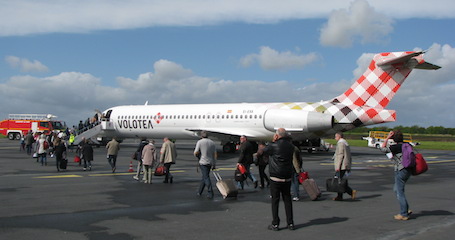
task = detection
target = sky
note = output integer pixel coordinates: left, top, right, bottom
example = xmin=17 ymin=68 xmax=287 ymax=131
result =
xmin=1 ymin=0 xmax=454 ymax=128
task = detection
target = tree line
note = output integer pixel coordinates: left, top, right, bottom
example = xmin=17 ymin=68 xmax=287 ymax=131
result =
xmin=349 ymin=126 xmax=455 ymax=135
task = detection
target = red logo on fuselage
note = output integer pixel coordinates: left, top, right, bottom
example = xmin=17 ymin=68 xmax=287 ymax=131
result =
xmin=154 ymin=112 xmax=164 ymax=124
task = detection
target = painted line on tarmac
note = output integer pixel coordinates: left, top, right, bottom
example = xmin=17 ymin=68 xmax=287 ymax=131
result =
xmin=35 ymin=175 xmax=83 ymax=179
xmin=33 ymin=170 xmax=187 ymax=179
xmin=428 ymin=159 xmax=455 ymax=164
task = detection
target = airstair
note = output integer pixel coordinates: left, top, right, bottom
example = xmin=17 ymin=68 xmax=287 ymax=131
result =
xmin=73 ymin=120 xmax=115 ymax=145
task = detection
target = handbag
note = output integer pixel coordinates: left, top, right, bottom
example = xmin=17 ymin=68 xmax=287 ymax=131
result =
xmin=326 ymin=177 xmax=348 ymax=193
xmin=74 ymin=155 xmax=81 ymax=163
xmin=237 ymin=164 xmax=247 ymax=174
xmin=154 ymin=164 xmax=166 ymax=176
xmin=412 ymin=152 xmax=428 ymax=175
xmin=298 ymin=171 xmax=309 ymax=184
xmin=326 ymin=155 xmax=348 ymax=193
xmin=234 ymin=169 xmax=247 ymax=182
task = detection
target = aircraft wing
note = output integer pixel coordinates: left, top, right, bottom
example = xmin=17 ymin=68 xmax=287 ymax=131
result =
xmin=186 ymin=128 xmax=267 ymax=139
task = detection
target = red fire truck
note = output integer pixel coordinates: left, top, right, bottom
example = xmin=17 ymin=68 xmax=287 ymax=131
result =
xmin=0 ymin=114 xmax=66 ymax=140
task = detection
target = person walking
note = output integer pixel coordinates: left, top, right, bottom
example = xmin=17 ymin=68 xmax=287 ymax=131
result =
xmin=332 ymin=132 xmax=356 ymax=201
xmin=291 ymin=145 xmax=303 ymax=201
xmin=380 ymin=130 xmax=413 ymax=220
xmin=37 ymin=135 xmax=49 ymax=166
xmin=160 ymin=137 xmax=177 ymax=183
xmin=53 ymin=138 xmax=67 ymax=172
xmin=133 ymin=138 xmax=149 ymax=181
xmin=106 ymin=137 xmax=120 ymax=173
xmin=237 ymin=135 xmax=258 ymax=189
xmin=194 ymin=131 xmax=217 ymax=199
xmin=81 ymin=139 xmax=93 ymax=171
xmin=255 ymin=142 xmax=270 ymax=189
xmin=257 ymin=128 xmax=295 ymax=231
xmin=25 ymin=131 xmax=34 ymax=155
xmin=142 ymin=140 xmax=157 ymax=184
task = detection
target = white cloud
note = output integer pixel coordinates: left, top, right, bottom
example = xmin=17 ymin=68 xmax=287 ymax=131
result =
xmin=1 ymin=44 xmax=454 ymax=128
xmin=320 ymin=0 xmax=394 ymax=48
xmin=240 ymin=46 xmax=320 ymax=70
xmin=5 ymin=56 xmax=49 ymax=73
xmin=1 ymin=0 xmax=454 ymax=37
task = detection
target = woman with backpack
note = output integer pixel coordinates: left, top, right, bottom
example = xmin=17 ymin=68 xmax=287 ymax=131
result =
xmin=380 ymin=130 xmax=413 ymax=221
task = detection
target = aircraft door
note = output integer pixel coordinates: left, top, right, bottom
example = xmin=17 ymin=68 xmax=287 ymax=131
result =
xmin=104 ymin=110 xmax=112 ymax=121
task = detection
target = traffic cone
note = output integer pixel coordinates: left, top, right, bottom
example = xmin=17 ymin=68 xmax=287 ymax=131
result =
xmin=128 ymin=161 xmax=134 ymax=172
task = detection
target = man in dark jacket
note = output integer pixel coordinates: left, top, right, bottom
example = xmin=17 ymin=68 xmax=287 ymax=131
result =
xmin=257 ymin=128 xmax=295 ymax=231
xmin=237 ymin=135 xmax=258 ymax=189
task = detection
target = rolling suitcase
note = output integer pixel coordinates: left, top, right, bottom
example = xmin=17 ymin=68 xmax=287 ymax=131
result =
xmin=213 ymin=172 xmax=238 ymax=199
xmin=302 ymin=178 xmax=321 ymax=201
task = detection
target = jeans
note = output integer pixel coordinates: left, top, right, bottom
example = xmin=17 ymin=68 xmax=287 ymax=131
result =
xmin=198 ymin=165 xmax=213 ymax=198
xmin=39 ymin=153 xmax=47 ymax=166
xmin=26 ymin=144 xmax=32 ymax=154
xmin=135 ymin=161 xmax=143 ymax=179
xmin=83 ymin=160 xmax=92 ymax=169
xmin=258 ymin=165 xmax=269 ymax=187
xmin=291 ymin=172 xmax=300 ymax=198
xmin=394 ymin=168 xmax=411 ymax=217
xmin=270 ymin=180 xmax=293 ymax=226
xmin=108 ymin=155 xmax=117 ymax=169
xmin=164 ymin=163 xmax=173 ymax=183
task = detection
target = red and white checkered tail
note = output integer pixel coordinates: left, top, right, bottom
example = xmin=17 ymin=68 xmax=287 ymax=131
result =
xmin=332 ymin=51 xmax=440 ymax=109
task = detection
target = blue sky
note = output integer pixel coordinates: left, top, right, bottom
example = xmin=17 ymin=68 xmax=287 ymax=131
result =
xmin=1 ymin=0 xmax=454 ymax=128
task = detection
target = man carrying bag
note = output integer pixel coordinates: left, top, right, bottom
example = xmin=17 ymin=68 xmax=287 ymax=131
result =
xmin=326 ymin=132 xmax=357 ymax=201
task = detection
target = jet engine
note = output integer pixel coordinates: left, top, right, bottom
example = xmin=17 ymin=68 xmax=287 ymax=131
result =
xmin=263 ymin=109 xmax=334 ymax=133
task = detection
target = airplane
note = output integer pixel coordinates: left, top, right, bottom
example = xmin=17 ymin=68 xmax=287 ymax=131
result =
xmin=74 ymin=51 xmax=440 ymax=153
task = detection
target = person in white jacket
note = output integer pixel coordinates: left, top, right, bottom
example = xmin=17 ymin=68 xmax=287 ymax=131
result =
xmin=332 ymin=132 xmax=356 ymax=201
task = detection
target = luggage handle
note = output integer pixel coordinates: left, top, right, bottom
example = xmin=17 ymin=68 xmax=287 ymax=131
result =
xmin=213 ymin=171 xmax=222 ymax=182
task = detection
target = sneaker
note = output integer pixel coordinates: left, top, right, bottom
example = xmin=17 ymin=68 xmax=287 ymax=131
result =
xmin=268 ymin=224 xmax=279 ymax=231
xmin=83 ymin=168 xmax=87 ymax=171
xmin=133 ymin=176 xmax=139 ymax=181
xmin=287 ymin=224 xmax=295 ymax=230
xmin=292 ymin=197 xmax=299 ymax=201
xmin=394 ymin=214 xmax=409 ymax=221
xmin=351 ymin=190 xmax=357 ymax=200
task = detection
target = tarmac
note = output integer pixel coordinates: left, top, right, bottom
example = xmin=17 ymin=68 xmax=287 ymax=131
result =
xmin=0 ymin=138 xmax=454 ymax=240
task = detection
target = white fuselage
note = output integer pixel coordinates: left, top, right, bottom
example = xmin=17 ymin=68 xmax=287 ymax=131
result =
xmin=104 ymin=101 xmax=335 ymax=142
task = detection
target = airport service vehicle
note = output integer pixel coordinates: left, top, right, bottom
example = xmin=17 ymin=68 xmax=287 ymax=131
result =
xmin=0 ymin=114 xmax=66 ymax=140
xmin=74 ymin=51 xmax=440 ymax=152
xmin=362 ymin=131 xmax=418 ymax=148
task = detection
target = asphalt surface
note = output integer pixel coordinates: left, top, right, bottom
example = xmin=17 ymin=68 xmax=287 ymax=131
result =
xmin=0 ymin=138 xmax=454 ymax=240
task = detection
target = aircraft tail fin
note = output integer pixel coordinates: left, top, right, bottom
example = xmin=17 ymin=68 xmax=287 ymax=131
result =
xmin=332 ymin=51 xmax=440 ymax=109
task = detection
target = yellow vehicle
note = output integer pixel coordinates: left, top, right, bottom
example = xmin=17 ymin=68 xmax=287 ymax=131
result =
xmin=362 ymin=131 xmax=417 ymax=148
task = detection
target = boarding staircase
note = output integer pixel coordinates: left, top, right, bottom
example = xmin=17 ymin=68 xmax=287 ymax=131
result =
xmin=72 ymin=120 xmax=115 ymax=145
